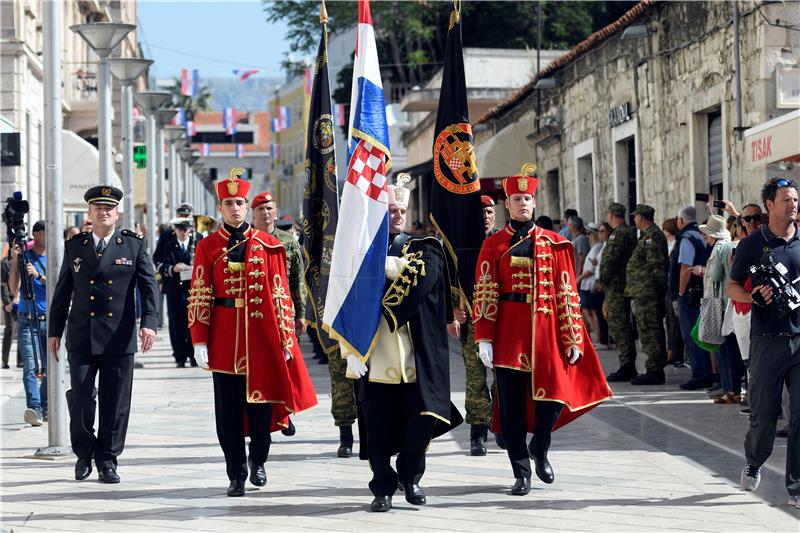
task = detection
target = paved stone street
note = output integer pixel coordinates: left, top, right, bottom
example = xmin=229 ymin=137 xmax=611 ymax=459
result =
xmin=1 ymin=332 xmax=797 ymax=532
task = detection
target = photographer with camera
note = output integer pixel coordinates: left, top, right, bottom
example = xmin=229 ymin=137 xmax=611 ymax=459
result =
xmin=8 ymin=220 xmax=48 ymax=427
xmin=729 ymin=177 xmax=800 ymax=509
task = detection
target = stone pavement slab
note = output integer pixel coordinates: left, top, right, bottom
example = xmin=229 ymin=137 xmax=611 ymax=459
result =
xmin=1 ymin=334 xmax=797 ymax=532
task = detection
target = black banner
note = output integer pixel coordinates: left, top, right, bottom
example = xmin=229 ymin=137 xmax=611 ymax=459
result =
xmin=302 ymin=23 xmax=339 ymax=353
xmin=429 ymin=6 xmax=484 ymax=308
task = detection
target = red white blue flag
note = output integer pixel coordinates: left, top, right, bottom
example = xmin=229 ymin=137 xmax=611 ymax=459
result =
xmin=323 ymin=0 xmax=391 ymax=360
xmin=223 ymin=107 xmax=237 ymax=135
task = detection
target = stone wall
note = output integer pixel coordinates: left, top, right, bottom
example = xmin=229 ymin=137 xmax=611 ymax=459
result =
xmin=480 ymin=1 xmax=800 ymax=225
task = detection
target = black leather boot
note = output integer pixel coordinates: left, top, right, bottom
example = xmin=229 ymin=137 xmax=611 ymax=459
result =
xmin=337 ymin=425 xmax=354 ymax=458
xmin=511 ymin=477 xmax=531 ymax=495
xmin=531 ymin=401 xmax=561 ymax=484
xmin=470 ymin=424 xmax=487 ymax=456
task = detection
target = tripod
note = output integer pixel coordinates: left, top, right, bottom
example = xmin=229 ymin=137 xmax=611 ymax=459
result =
xmin=14 ymin=238 xmax=45 ymax=378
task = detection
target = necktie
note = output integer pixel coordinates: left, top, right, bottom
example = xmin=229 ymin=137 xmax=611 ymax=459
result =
xmin=96 ymin=239 xmax=105 ymax=257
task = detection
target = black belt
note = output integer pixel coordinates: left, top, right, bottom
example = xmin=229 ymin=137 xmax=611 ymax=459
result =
xmin=214 ymin=297 xmax=245 ymax=309
xmin=499 ymin=293 xmax=534 ymax=304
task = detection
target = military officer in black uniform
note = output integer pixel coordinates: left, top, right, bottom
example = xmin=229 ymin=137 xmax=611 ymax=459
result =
xmin=48 ymin=185 xmax=159 ymax=484
xmin=158 ymin=216 xmax=201 ymax=367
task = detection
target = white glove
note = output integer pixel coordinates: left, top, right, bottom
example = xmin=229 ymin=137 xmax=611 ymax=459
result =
xmin=478 ymin=341 xmax=493 ymax=368
xmin=284 ymin=348 xmax=292 ymax=361
xmin=384 ymin=256 xmax=409 ymax=280
xmin=346 ymin=354 xmax=368 ymax=377
xmin=194 ymin=345 xmax=209 ymax=369
xmin=566 ymin=347 xmax=582 ymax=365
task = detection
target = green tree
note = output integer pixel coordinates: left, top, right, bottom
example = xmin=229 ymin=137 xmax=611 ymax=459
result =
xmin=166 ymin=77 xmax=213 ymax=120
xmin=264 ymin=0 xmax=636 ymax=128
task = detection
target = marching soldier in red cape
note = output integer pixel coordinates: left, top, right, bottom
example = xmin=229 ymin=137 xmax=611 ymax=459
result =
xmin=473 ymin=164 xmax=612 ymax=496
xmin=189 ymin=168 xmax=317 ymax=497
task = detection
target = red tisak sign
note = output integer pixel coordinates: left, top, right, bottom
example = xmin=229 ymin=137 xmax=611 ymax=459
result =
xmin=745 ymin=110 xmax=800 ymax=168
xmin=751 ymin=136 xmax=773 ymax=163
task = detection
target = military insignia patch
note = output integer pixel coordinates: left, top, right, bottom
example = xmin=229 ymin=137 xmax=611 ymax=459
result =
xmin=433 ymin=122 xmax=480 ymax=195
xmin=312 ymin=114 xmax=335 ymax=155
xmin=73 ymin=257 xmax=82 ymax=273
xmin=101 ymin=187 xmax=112 ymax=196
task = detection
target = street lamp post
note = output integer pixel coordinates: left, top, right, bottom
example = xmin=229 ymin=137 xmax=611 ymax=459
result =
xmin=108 ymin=58 xmax=153 ymax=230
xmin=134 ymin=92 xmax=171 ymax=253
xmin=69 ymin=23 xmax=136 ymax=183
xmin=162 ymin=126 xmax=185 ymax=217
xmin=156 ymin=110 xmax=178 ymax=227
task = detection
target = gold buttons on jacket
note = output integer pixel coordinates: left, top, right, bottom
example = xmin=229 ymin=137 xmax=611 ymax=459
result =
xmin=107 ymin=312 xmax=113 ymax=317
xmin=90 ymin=280 xmax=95 ymax=285
xmin=90 ymin=296 xmax=95 ymax=301
xmin=90 ymin=312 xmax=95 ymax=317
xmin=108 ymin=296 xmax=113 ymax=301
xmin=107 ymin=280 xmax=113 ymax=285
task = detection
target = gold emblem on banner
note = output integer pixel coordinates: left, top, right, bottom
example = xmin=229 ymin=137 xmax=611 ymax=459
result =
xmin=433 ymin=123 xmax=479 ymax=195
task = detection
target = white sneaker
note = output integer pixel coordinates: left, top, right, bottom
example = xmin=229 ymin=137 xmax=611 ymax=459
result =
xmin=789 ymin=495 xmax=800 ymax=509
xmin=23 ymin=408 xmax=43 ymax=427
xmin=740 ymin=464 xmax=761 ymax=492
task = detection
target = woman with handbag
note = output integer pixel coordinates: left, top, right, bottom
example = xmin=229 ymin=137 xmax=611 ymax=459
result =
xmin=693 ymin=215 xmax=745 ymax=404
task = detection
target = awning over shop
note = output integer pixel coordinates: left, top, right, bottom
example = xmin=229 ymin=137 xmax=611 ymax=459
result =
xmin=744 ymin=109 xmax=800 ymax=167
xmin=476 ymin=119 xmax=535 ymax=180
xmin=62 ymin=130 xmax=123 ymax=211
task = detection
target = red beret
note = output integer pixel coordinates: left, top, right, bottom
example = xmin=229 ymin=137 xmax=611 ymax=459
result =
xmin=215 ymin=168 xmax=251 ymax=200
xmin=502 ymin=163 xmax=539 ymax=196
xmin=481 ymin=195 xmax=495 ymax=208
xmin=251 ymin=191 xmax=275 ymax=209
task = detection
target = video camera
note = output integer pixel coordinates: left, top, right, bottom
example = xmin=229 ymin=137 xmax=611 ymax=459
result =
xmin=2 ymin=191 xmax=29 ymax=245
xmin=749 ymin=251 xmax=800 ymax=318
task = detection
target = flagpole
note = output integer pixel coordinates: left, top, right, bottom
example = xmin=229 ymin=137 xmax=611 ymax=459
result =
xmin=320 ymin=0 xmax=327 ymax=26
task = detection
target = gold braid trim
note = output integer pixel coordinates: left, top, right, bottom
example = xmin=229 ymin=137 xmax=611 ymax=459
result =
xmin=472 ymin=260 xmax=499 ymax=321
xmin=188 ymin=265 xmax=212 ymax=326
xmin=556 ymin=271 xmax=583 ymax=350
xmin=382 ymin=249 xmax=427 ymax=309
xmin=272 ymin=274 xmax=295 ymax=350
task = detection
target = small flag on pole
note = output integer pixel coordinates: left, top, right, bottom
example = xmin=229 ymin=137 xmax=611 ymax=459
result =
xmin=235 ymin=144 xmax=244 ymax=158
xmin=233 ymin=69 xmax=260 ymax=81
xmin=186 ymin=120 xmax=196 ymax=137
xmin=191 ymin=69 xmax=200 ymax=97
xmin=223 ymin=107 xmax=237 ymax=135
xmin=180 ymin=69 xmax=189 ymax=96
xmin=201 ymin=143 xmax=211 ymax=157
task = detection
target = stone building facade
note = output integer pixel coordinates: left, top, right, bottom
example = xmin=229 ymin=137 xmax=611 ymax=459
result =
xmin=477 ymin=0 xmax=800 ymax=225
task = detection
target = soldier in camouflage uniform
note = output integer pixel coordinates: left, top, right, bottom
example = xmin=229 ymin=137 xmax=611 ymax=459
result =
xmin=598 ymin=202 xmax=638 ymax=382
xmin=252 ymin=192 xmax=307 ymax=437
xmin=625 ymin=204 xmax=669 ymax=385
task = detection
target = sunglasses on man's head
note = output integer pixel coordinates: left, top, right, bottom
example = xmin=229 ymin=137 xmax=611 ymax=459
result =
xmin=776 ymin=178 xmax=796 ymax=188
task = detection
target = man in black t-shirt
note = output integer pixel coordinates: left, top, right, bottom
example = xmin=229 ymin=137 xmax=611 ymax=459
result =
xmin=729 ymin=177 xmax=800 ymax=509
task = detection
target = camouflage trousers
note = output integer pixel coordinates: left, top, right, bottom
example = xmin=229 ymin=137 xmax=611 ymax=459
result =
xmin=461 ymin=320 xmax=492 ymax=426
xmin=605 ymin=290 xmax=636 ymax=368
xmin=327 ymin=348 xmax=357 ymax=427
xmin=633 ymin=296 xmax=667 ymax=372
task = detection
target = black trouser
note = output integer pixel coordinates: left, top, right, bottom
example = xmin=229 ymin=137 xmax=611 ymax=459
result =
xmin=67 ymin=352 xmax=134 ymax=469
xmin=495 ymin=367 xmax=563 ymax=479
xmin=366 ymin=381 xmax=436 ymax=498
xmin=212 ymin=372 xmax=272 ymax=482
xmin=745 ymin=335 xmax=800 ymax=496
xmin=165 ymin=283 xmax=194 ymax=365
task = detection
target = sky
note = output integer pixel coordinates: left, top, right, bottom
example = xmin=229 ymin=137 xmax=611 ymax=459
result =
xmin=136 ymin=0 xmax=290 ymax=81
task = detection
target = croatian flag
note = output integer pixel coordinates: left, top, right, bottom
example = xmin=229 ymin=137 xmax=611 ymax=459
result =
xmin=172 ymin=108 xmax=185 ymax=126
xmin=271 ymin=116 xmax=281 ymax=133
xmin=185 ymin=120 xmax=196 ymax=137
xmin=181 ymin=69 xmax=199 ymax=97
xmin=233 ymin=69 xmax=259 ymax=81
xmin=201 ymin=143 xmax=210 ymax=157
xmin=223 ymin=107 xmax=237 ymax=135
xmin=323 ymin=0 xmax=391 ymax=360
xmin=235 ymin=144 xmax=244 ymax=158
xmin=280 ymin=106 xmax=291 ymax=130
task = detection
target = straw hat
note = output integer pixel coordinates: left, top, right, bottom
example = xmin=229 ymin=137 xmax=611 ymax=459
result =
xmin=699 ymin=214 xmax=731 ymax=240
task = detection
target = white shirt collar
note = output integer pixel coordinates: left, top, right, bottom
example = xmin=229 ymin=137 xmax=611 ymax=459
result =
xmin=92 ymin=232 xmax=112 ymax=247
